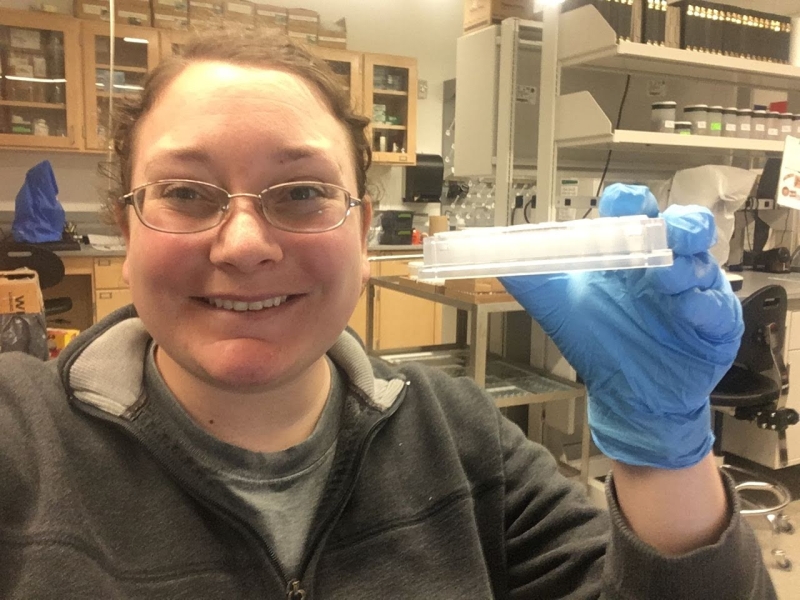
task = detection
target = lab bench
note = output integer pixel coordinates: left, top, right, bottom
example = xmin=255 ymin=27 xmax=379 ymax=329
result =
xmin=365 ymin=275 xmax=589 ymax=487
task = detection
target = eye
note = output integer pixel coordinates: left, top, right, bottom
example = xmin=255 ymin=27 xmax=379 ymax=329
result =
xmin=286 ymin=184 xmax=328 ymax=201
xmin=161 ymin=182 xmax=212 ymax=202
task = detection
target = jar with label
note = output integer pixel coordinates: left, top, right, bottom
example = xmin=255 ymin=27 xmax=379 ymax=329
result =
xmin=707 ymin=106 xmax=723 ymax=137
xmin=722 ymin=108 xmax=738 ymax=137
xmin=684 ymin=104 xmax=708 ymax=135
xmin=32 ymin=118 xmax=49 ymax=137
xmin=651 ymin=101 xmax=677 ymax=133
xmin=779 ymin=113 xmax=794 ymax=141
xmin=674 ymin=121 xmax=692 ymax=136
xmin=767 ymin=111 xmax=781 ymax=140
xmin=794 ymin=114 xmax=800 ymax=138
xmin=736 ymin=109 xmax=753 ymax=139
xmin=752 ymin=110 xmax=768 ymax=140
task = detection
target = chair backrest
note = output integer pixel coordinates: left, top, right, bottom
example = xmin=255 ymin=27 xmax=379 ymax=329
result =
xmin=0 ymin=242 xmax=64 ymax=290
xmin=735 ymin=285 xmax=787 ymax=376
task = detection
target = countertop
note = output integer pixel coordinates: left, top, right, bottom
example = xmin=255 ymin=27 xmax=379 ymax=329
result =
xmin=733 ymin=270 xmax=800 ymax=301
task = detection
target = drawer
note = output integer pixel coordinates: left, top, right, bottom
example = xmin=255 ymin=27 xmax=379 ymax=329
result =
xmin=94 ymin=257 xmax=127 ymax=289
xmin=95 ymin=288 xmax=133 ymax=322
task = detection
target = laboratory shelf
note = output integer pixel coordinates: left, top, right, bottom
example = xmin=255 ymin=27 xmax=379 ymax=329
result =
xmin=559 ymin=5 xmax=800 ymax=91
xmin=380 ymin=348 xmax=584 ymax=409
xmin=556 ymin=91 xmax=786 ymax=156
xmin=0 ymin=101 xmax=66 ymax=111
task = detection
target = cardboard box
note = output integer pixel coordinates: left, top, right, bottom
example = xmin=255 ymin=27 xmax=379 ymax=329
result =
xmin=0 ymin=269 xmax=44 ymax=315
xmin=444 ymin=277 xmax=507 ymax=294
xmin=74 ymin=0 xmax=111 ymax=21
xmin=463 ymin=0 xmax=535 ymax=32
xmin=318 ymin=18 xmax=347 ymax=49
xmin=188 ymin=0 xmax=223 ymax=20
xmin=152 ymin=0 xmax=190 ymax=30
xmin=255 ymin=4 xmax=287 ymax=33
xmin=222 ymin=0 xmax=254 ymax=25
xmin=116 ymin=0 xmax=152 ymax=26
xmin=288 ymin=7 xmax=319 ymax=34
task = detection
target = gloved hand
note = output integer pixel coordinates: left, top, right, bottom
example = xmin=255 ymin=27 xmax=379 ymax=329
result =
xmin=500 ymin=184 xmax=743 ymax=470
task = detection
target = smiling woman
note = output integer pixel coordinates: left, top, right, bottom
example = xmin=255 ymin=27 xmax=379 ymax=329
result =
xmin=0 ymin=26 xmax=778 ymax=600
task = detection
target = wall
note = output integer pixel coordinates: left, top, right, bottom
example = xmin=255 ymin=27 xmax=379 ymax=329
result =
xmin=0 ymin=0 xmax=464 ymax=215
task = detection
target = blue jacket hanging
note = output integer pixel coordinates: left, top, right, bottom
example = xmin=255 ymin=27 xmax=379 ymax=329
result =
xmin=12 ymin=160 xmax=65 ymax=244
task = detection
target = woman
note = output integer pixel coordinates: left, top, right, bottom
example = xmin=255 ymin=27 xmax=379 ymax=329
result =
xmin=0 ymin=31 xmax=775 ymax=598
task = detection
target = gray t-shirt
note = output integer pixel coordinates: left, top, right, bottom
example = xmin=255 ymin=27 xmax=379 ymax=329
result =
xmin=144 ymin=344 xmax=343 ymax=578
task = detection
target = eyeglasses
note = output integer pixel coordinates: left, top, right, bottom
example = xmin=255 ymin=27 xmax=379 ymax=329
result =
xmin=120 ymin=180 xmax=363 ymax=234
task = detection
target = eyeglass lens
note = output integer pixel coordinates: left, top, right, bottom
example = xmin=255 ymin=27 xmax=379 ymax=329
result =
xmin=132 ymin=181 xmax=352 ymax=233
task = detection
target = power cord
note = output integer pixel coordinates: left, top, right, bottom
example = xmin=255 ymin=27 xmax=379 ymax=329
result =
xmin=594 ymin=74 xmax=632 ymax=206
xmin=523 ymin=196 xmax=536 ymax=223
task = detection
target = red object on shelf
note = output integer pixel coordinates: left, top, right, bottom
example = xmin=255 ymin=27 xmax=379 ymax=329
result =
xmin=770 ymin=101 xmax=789 ymax=113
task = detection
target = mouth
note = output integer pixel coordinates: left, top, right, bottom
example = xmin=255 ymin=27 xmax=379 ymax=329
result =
xmin=198 ymin=294 xmax=296 ymax=312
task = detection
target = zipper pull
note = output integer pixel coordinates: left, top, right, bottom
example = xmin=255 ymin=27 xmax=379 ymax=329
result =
xmin=286 ymin=580 xmax=307 ymax=600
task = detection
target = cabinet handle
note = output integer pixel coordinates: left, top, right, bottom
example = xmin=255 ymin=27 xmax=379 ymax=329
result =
xmin=97 ymin=259 xmax=111 ymax=266
xmin=99 ymin=292 xmax=112 ymax=299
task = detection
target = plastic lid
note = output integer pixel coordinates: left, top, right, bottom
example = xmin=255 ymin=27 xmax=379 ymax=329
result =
xmin=652 ymin=101 xmax=677 ymax=108
xmin=684 ymin=104 xmax=709 ymax=110
xmin=674 ymin=121 xmax=692 ymax=127
xmin=413 ymin=216 xmax=674 ymax=282
xmin=781 ymin=112 xmax=794 ymax=118
xmin=737 ymin=108 xmax=753 ymax=114
xmin=709 ymin=105 xmax=724 ymax=111
xmin=769 ymin=111 xmax=781 ymax=116
xmin=723 ymin=107 xmax=738 ymax=114
xmin=753 ymin=109 xmax=768 ymax=114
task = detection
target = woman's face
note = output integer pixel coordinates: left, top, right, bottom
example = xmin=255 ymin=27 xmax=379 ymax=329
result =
xmin=123 ymin=61 xmax=370 ymax=394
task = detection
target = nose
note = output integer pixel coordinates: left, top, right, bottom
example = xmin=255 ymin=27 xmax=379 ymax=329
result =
xmin=209 ymin=195 xmax=284 ymax=271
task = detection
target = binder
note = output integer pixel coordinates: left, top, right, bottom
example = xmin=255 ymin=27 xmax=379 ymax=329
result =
xmin=618 ymin=0 xmax=632 ymax=41
xmin=643 ymin=0 xmax=659 ymax=44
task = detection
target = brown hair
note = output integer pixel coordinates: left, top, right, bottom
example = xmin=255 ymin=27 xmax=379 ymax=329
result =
xmin=105 ymin=29 xmax=372 ymax=227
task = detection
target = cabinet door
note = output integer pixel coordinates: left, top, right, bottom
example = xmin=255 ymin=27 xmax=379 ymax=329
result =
xmin=363 ymin=53 xmax=417 ymax=166
xmin=0 ymin=9 xmax=82 ymax=149
xmin=81 ymin=21 xmax=160 ymax=150
xmin=94 ymin=257 xmax=127 ymax=289
xmin=95 ymin=288 xmax=133 ymax=322
xmin=313 ymin=47 xmax=363 ymax=115
xmin=376 ymin=259 xmax=439 ymax=350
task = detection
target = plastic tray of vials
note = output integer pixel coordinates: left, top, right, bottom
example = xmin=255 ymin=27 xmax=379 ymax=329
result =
xmin=410 ymin=215 xmax=673 ymax=282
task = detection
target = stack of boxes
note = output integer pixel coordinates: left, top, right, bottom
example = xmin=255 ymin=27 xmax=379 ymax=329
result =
xmin=71 ymin=0 xmax=347 ymax=46
xmin=463 ymin=0 xmax=535 ymax=32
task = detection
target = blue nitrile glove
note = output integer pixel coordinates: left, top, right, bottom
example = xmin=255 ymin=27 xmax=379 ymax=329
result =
xmin=500 ymin=184 xmax=744 ymax=469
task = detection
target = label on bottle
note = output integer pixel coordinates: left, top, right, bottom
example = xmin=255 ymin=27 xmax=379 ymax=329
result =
xmin=755 ymin=124 xmax=766 ymax=132
xmin=664 ymin=120 xmax=675 ymax=129
xmin=710 ymin=122 xmax=722 ymax=132
xmin=725 ymin=123 xmax=737 ymax=132
xmin=768 ymin=128 xmax=779 ymax=136
xmin=740 ymin=123 xmax=751 ymax=132
xmin=697 ymin=121 xmax=707 ymax=129
xmin=782 ymin=125 xmax=793 ymax=133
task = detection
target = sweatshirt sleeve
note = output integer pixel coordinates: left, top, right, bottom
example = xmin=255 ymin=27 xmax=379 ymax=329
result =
xmin=500 ymin=415 xmax=777 ymax=599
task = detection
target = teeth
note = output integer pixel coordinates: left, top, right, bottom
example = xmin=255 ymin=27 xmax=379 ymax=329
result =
xmin=207 ymin=296 xmax=288 ymax=311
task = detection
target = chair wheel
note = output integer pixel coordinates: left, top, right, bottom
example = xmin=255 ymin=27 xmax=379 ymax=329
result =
xmin=772 ymin=549 xmax=792 ymax=571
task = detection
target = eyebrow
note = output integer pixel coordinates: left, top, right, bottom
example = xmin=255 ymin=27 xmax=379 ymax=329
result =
xmin=145 ymin=145 xmax=328 ymax=172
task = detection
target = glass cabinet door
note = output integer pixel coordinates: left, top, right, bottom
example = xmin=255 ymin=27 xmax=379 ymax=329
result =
xmin=81 ymin=21 xmax=159 ymax=151
xmin=313 ymin=47 xmax=363 ymax=115
xmin=0 ymin=9 xmax=82 ymax=149
xmin=364 ymin=54 xmax=417 ymax=165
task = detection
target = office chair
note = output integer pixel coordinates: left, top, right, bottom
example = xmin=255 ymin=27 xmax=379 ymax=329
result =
xmin=711 ymin=284 xmax=798 ymax=571
xmin=0 ymin=242 xmax=72 ymax=317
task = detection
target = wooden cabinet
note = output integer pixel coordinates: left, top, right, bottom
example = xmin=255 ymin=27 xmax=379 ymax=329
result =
xmin=313 ymin=46 xmax=364 ymax=115
xmin=80 ymin=21 xmax=160 ymax=151
xmin=0 ymin=9 xmax=82 ymax=149
xmin=93 ymin=257 xmax=131 ymax=321
xmin=159 ymin=29 xmax=191 ymax=60
xmin=364 ymin=53 xmax=417 ymax=166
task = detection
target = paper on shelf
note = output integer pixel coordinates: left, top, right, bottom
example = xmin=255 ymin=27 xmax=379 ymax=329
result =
xmin=87 ymin=234 xmax=126 ymax=252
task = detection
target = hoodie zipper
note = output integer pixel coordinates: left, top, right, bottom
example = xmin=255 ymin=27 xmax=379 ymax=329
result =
xmin=67 ymin=380 xmax=407 ymax=599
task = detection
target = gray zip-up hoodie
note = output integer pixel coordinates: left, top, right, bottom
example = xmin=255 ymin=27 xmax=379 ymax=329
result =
xmin=0 ymin=307 xmax=776 ymax=599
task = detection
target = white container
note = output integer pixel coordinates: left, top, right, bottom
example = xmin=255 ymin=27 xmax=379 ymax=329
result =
xmin=722 ymin=107 xmax=738 ymax=137
xmin=412 ymin=215 xmax=674 ymax=282
xmin=684 ymin=104 xmax=708 ymax=135
xmin=708 ymin=106 xmax=723 ymax=137
xmin=674 ymin=121 xmax=692 ymax=135
xmin=794 ymin=114 xmax=800 ymax=137
xmin=651 ymin=101 xmax=677 ymax=133
xmin=737 ymin=109 xmax=753 ymax=139
xmin=32 ymin=118 xmax=49 ymax=136
xmin=752 ymin=110 xmax=768 ymax=140
xmin=780 ymin=113 xmax=794 ymax=141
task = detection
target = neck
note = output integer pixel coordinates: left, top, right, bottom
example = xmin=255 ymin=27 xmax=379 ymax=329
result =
xmin=155 ymin=347 xmax=332 ymax=452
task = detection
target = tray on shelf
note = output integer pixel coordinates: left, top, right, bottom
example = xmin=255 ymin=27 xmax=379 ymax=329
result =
xmin=379 ymin=348 xmax=584 ymax=408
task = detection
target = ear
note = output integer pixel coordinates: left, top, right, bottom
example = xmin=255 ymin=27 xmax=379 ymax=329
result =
xmin=359 ymin=195 xmax=373 ymax=285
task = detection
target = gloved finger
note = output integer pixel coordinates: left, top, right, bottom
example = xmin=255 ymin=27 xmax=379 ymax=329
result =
xmin=598 ymin=183 xmax=659 ymax=218
xmin=673 ymin=286 xmax=743 ymax=345
xmin=643 ymin=252 xmax=721 ymax=296
xmin=662 ymin=205 xmax=717 ymax=256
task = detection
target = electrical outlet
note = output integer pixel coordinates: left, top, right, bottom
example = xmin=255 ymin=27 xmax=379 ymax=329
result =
xmin=418 ymin=80 xmax=428 ymax=100
xmin=757 ymin=198 xmax=775 ymax=210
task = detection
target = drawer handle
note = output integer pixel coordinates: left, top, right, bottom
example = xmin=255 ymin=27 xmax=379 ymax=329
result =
xmin=97 ymin=259 xmax=111 ymax=266
xmin=99 ymin=292 xmax=112 ymax=299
